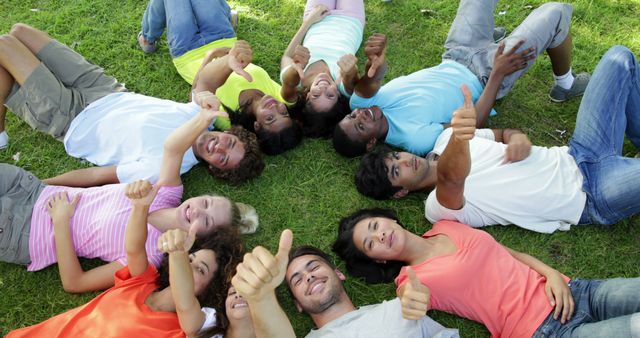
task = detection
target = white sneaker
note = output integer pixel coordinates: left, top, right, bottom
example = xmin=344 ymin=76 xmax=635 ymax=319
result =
xmin=0 ymin=131 xmax=8 ymax=150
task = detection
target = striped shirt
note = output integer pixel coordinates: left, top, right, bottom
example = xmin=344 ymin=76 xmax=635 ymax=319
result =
xmin=27 ymin=185 xmax=183 ymax=271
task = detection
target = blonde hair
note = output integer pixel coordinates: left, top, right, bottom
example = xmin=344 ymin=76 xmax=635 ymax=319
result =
xmin=232 ymin=202 xmax=259 ymax=234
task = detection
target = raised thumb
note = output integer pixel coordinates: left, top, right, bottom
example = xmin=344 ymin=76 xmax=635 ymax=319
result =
xmin=276 ymin=229 xmax=293 ymax=268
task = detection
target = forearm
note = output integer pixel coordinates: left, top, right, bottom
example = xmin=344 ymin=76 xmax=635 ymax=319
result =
xmin=354 ymin=61 xmax=386 ymax=98
xmin=438 ymin=137 xmax=470 ymax=183
xmin=341 ymin=70 xmax=359 ymax=96
xmin=281 ymin=21 xmax=314 ymax=69
xmin=52 ymin=217 xmax=84 ymax=291
xmin=492 ymin=128 xmax=525 ymax=143
xmin=43 ymin=166 xmax=119 ymax=187
xmin=170 ymin=252 xmax=204 ymax=336
xmin=165 ymin=113 xmax=211 ymax=154
xmin=506 ymin=247 xmax=558 ymax=278
xmin=474 ymin=72 xmax=504 ymax=127
xmin=193 ymin=55 xmax=234 ymax=94
xmin=125 ymin=206 xmax=150 ymax=263
xmin=248 ymin=293 xmax=296 ymax=338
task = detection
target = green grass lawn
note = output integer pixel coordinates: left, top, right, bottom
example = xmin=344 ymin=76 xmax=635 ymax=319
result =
xmin=1 ymin=0 xmax=640 ymax=336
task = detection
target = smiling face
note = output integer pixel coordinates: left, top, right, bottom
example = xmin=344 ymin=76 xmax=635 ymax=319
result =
xmin=307 ymin=73 xmax=339 ymax=113
xmin=285 ymin=255 xmax=345 ymax=314
xmin=193 ymin=131 xmax=246 ymax=170
xmin=225 ymin=286 xmax=250 ymax=321
xmin=190 ymin=249 xmax=218 ymax=296
xmin=385 ymin=151 xmax=436 ymax=194
xmin=253 ymin=95 xmax=292 ymax=133
xmin=176 ymin=196 xmax=233 ymax=235
xmin=338 ymin=106 xmax=385 ymax=144
xmin=351 ymin=216 xmax=406 ymax=262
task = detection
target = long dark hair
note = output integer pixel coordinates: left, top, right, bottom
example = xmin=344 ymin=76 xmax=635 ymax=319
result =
xmin=226 ymin=102 xmax=303 ymax=155
xmin=332 ymin=208 xmax=405 ymax=284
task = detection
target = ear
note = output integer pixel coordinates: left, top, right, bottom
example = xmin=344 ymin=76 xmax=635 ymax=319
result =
xmin=335 ymin=269 xmax=347 ymax=281
xmin=253 ymin=121 xmax=261 ymax=131
xmin=374 ymin=259 xmax=387 ymax=264
xmin=294 ymin=299 xmax=304 ymax=313
xmin=366 ymin=137 xmax=377 ymax=151
xmin=392 ymin=188 xmax=409 ymax=199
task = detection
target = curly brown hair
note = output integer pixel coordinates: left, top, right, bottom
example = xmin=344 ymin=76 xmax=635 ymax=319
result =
xmin=156 ymin=226 xmax=245 ymax=335
xmin=207 ymin=126 xmax=265 ymax=183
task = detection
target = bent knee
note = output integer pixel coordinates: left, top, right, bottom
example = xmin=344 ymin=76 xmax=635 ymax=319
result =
xmin=602 ymin=45 xmax=636 ymax=66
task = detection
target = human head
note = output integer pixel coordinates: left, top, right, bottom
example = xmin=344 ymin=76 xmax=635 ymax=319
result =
xmin=285 ymin=246 xmax=346 ymax=314
xmin=204 ymin=126 xmax=265 ymax=183
xmin=333 ymin=107 xmax=385 ymax=158
xmin=175 ymin=196 xmax=259 ymax=236
xmin=357 ymin=146 xmax=435 ymax=199
xmin=157 ymin=226 xmax=245 ymax=313
xmin=332 ymin=208 xmax=405 ymax=284
xmin=306 ymin=73 xmax=340 ymax=115
xmin=228 ymin=100 xmax=303 ymax=155
xmin=224 ymin=286 xmax=251 ymax=323
xmin=300 ymin=91 xmax=350 ymax=138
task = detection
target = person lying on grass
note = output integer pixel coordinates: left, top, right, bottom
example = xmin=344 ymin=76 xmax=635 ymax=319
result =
xmin=333 ymin=208 xmax=640 ymax=338
xmin=0 ymin=97 xmax=257 ymax=293
xmin=356 ymin=46 xmax=640 ymax=234
xmin=230 ymin=230 xmax=459 ymax=338
xmin=7 ymin=180 xmax=245 ymax=338
xmin=0 ymin=23 xmax=263 ymax=184
xmin=279 ymin=0 xmax=365 ymax=138
xmin=192 ymin=39 xmax=302 ymax=155
xmin=332 ymin=0 xmax=589 ymax=158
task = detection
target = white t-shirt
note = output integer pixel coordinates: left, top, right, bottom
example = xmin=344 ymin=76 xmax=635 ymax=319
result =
xmin=425 ymin=128 xmax=586 ymax=233
xmin=305 ymin=298 xmax=459 ymax=338
xmin=64 ymin=92 xmax=201 ymax=183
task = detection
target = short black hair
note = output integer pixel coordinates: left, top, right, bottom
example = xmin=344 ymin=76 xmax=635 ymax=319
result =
xmin=300 ymin=95 xmax=350 ymax=138
xmin=356 ymin=146 xmax=401 ymax=199
xmin=332 ymin=123 xmax=368 ymax=158
xmin=332 ymin=208 xmax=404 ymax=284
xmin=288 ymin=245 xmax=336 ymax=270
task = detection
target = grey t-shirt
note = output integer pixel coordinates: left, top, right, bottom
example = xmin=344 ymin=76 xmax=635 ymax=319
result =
xmin=305 ymin=298 xmax=459 ymax=338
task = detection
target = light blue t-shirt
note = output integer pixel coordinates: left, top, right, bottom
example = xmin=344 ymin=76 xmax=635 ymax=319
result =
xmin=286 ymin=15 xmax=363 ymax=97
xmin=350 ymin=60 xmax=497 ymax=156
xmin=64 ymin=92 xmax=202 ymax=183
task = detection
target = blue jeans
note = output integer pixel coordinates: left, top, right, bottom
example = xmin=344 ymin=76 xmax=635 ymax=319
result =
xmin=568 ymin=46 xmax=640 ymax=225
xmin=532 ymin=278 xmax=640 ymax=337
xmin=140 ymin=0 xmax=235 ymax=57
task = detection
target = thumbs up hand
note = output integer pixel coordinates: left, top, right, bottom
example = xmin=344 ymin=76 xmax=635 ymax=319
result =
xmin=400 ymin=267 xmax=430 ymax=320
xmin=232 ymin=229 xmax=293 ymax=301
xmin=451 ymin=85 xmax=477 ymax=141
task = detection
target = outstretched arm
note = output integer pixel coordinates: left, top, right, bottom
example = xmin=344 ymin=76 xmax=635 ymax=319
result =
xmin=47 ymin=191 xmax=123 ymax=292
xmin=124 ymin=180 xmax=158 ymax=277
xmin=157 ymin=93 xmax=227 ymax=187
xmin=191 ymin=47 xmax=231 ymax=93
xmin=159 ymin=229 xmax=205 ymax=337
xmin=435 ymin=86 xmax=475 ymax=210
xmin=280 ymin=5 xmax=329 ymax=72
xmin=353 ymin=34 xmax=387 ymax=98
xmin=43 ymin=166 xmax=118 ymax=187
xmin=474 ymin=41 xmax=535 ymax=126
xmin=232 ymin=230 xmax=296 ymax=338
xmin=193 ymin=40 xmax=253 ymax=94
xmin=338 ymin=54 xmax=359 ymax=96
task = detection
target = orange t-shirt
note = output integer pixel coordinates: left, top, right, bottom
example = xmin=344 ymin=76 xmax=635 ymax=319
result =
xmin=7 ymin=265 xmax=185 ymax=338
xmin=395 ymin=221 xmax=570 ymax=338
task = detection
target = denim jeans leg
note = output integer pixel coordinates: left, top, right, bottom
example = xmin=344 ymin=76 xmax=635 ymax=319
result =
xmin=569 ymin=46 xmax=640 ymax=224
xmin=163 ymin=0 xmax=200 ymax=57
xmin=190 ymin=0 xmax=236 ymax=46
xmin=561 ymin=278 xmax=640 ymax=337
xmin=141 ymin=0 xmax=167 ymax=43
